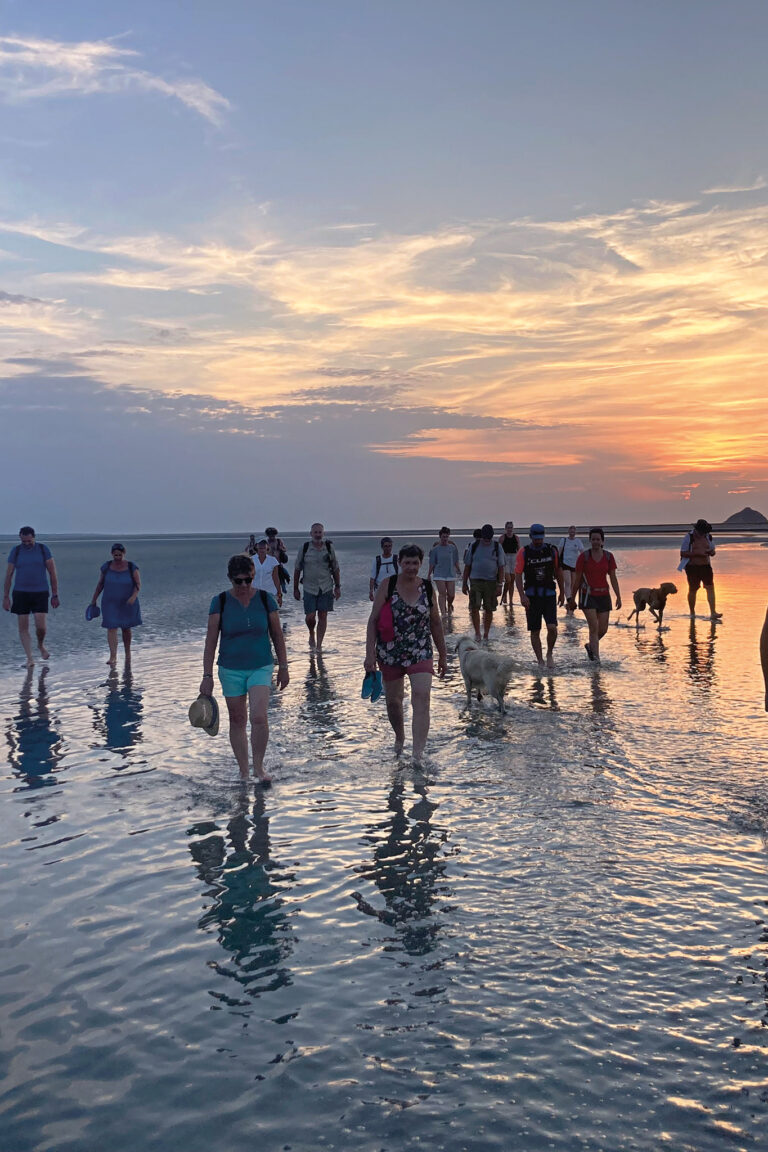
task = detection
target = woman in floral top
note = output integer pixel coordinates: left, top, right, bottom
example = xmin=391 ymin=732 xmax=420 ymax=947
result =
xmin=365 ymin=544 xmax=447 ymax=764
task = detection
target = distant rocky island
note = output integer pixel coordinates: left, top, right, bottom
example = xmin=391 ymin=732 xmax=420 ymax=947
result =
xmin=722 ymin=506 xmax=768 ymax=526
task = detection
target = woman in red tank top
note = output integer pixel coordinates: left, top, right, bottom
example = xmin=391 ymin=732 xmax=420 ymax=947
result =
xmin=570 ymin=528 xmax=622 ymax=663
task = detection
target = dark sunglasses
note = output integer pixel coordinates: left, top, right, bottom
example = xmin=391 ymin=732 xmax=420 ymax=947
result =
xmin=232 ymin=576 xmax=253 ymax=585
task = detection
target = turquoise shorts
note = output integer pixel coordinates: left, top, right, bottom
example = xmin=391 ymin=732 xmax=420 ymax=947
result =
xmin=218 ymin=664 xmax=273 ymax=697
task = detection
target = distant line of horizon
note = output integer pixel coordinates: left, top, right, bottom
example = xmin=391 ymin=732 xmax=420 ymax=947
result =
xmin=2 ymin=519 xmax=767 ymax=541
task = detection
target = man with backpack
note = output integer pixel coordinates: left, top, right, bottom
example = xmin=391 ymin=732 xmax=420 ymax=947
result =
xmin=293 ymin=522 xmax=341 ymax=650
xmin=369 ymin=537 xmax=398 ymax=600
xmin=679 ymin=518 xmax=722 ymax=619
xmin=3 ymin=526 xmax=60 ymax=666
xmin=514 ymin=524 xmax=565 ymax=669
xmin=461 ymin=523 xmax=504 ymax=642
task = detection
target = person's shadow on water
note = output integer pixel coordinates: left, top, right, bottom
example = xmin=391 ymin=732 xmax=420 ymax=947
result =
xmin=352 ymin=774 xmax=452 ymax=957
xmin=91 ymin=668 xmax=144 ymax=764
xmin=187 ymin=786 xmax=296 ymax=1007
xmin=5 ymin=666 xmax=63 ymax=787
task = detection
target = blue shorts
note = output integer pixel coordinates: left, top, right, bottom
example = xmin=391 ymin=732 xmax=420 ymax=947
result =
xmin=303 ymin=590 xmax=334 ymax=614
xmin=218 ymin=665 xmax=273 ymax=697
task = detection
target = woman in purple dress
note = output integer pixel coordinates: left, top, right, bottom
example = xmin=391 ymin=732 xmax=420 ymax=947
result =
xmin=89 ymin=543 xmax=142 ymax=666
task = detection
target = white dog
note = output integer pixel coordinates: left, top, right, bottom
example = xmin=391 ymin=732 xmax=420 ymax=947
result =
xmin=456 ymin=636 xmax=517 ymax=714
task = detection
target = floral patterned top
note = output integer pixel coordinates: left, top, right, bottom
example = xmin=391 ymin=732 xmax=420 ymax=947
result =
xmin=376 ymin=581 xmax=433 ymax=667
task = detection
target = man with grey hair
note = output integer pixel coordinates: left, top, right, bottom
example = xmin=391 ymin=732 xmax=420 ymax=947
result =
xmin=294 ymin=522 xmax=341 ymax=650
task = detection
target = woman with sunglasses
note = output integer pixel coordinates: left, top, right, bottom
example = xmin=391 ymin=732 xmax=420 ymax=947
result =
xmin=200 ymin=554 xmax=289 ymax=784
xmin=89 ymin=543 xmax=142 ymax=666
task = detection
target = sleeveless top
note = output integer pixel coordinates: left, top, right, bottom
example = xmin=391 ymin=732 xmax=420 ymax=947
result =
xmin=376 ymin=581 xmax=433 ymax=667
xmin=500 ymin=534 xmax=519 ymax=554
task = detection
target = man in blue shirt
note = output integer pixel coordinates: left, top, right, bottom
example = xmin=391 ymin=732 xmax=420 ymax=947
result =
xmin=3 ymin=526 xmax=60 ymax=666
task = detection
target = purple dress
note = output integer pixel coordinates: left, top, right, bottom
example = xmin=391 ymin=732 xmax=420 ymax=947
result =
xmin=100 ymin=563 xmax=142 ymax=629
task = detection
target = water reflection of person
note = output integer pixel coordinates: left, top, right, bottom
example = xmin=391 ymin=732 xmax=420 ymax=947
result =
xmin=5 ymin=666 xmax=63 ymax=786
xmin=529 ymin=674 xmax=559 ymax=711
xmin=301 ymin=651 xmax=342 ymax=748
xmin=353 ymin=776 xmax=450 ymax=956
xmin=92 ymin=667 xmax=143 ymax=761
xmin=686 ymin=618 xmax=716 ymax=695
xmin=187 ymin=787 xmax=294 ymax=1001
xmin=589 ymin=669 xmax=612 ymax=715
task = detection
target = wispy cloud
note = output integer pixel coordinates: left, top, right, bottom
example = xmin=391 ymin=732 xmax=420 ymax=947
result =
xmin=0 ymin=35 xmax=229 ymax=124
xmin=703 ymin=177 xmax=766 ymax=195
xmin=2 ymin=192 xmax=768 ymax=512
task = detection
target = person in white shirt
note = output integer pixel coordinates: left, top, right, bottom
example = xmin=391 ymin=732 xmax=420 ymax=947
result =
xmin=370 ymin=537 xmax=398 ymax=600
xmin=251 ymin=539 xmax=282 ymax=604
xmin=557 ymin=525 xmax=585 ymax=611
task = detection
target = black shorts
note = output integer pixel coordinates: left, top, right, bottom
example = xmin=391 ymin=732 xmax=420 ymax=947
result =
xmin=685 ymin=564 xmax=714 ymax=590
xmin=11 ymin=590 xmax=49 ymax=615
xmin=582 ymin=594 xmax=612 ymax=613
xmin=525 ymin=595 xmax=558 ymax=632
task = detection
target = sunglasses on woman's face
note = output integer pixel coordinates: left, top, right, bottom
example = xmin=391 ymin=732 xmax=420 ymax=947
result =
xmin=233 ymin=576 xmax=253 ymax=585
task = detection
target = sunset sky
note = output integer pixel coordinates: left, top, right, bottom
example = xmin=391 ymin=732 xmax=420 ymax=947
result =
xmin=1 ymin=0 xmax=768 ymax=532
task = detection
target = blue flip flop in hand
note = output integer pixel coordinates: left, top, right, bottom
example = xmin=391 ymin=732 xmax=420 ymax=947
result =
xmin=370 ymin=670 xmax=383 ymax=703
xmin=361 ymin=670 xmax=375 ymax=699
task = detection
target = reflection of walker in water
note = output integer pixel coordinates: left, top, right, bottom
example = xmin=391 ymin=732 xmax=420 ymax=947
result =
xmin=300 ymin=651 xmax=342 ymax=749
xmin=92 ymin=667 xmax=143 ymax=760
xmin=187 ymin=788 xmax=294 ymax=999
xmin=352 ymin=777 xmax=450 ymax=956
xmin=5 ymin=666 xmax=63 ymax=784
xmin=686 ymin=618 xmax=716 ymax=695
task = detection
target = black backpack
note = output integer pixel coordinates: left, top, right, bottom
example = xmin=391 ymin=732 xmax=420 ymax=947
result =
xmin=469 ymin=538 xmax=501 ymax=562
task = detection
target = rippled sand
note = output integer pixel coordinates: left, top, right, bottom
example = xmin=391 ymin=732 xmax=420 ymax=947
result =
xmin=1 ymin=542 xmax=767 ymax=1151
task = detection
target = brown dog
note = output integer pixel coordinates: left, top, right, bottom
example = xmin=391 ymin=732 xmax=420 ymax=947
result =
xmin=627 ymin=582 xmax=678 ymax=627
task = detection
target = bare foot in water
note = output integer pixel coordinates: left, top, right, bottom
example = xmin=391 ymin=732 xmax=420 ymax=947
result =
xmin=255 ymin=771 xmax=273 ymax=787
xmin=394 ymin=740 xmax=404 ymax=756
xmin=39 ymin=645 xmax=50 ymax=660
xmin=546 ymin=653 xmax=555 ymax=670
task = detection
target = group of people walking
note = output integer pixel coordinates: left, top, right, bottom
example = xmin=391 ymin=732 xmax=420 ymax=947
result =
xmin=4 ymin=517 xmax=731 ymax=779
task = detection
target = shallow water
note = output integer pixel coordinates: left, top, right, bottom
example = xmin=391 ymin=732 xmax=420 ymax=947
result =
xmin=1 ymin=536 xmax=767 ymax=1151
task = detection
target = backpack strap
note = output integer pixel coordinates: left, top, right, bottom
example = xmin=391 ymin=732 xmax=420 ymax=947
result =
xmin=219 ymin=588 xmax=271 ymax=633
xmin=375 ymin=555 xmax=382 ymax=579
xmin=385 ymin=573 xmax=433 ymax=608
xmin=393 ymin=555 xmax=398 ymax=573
